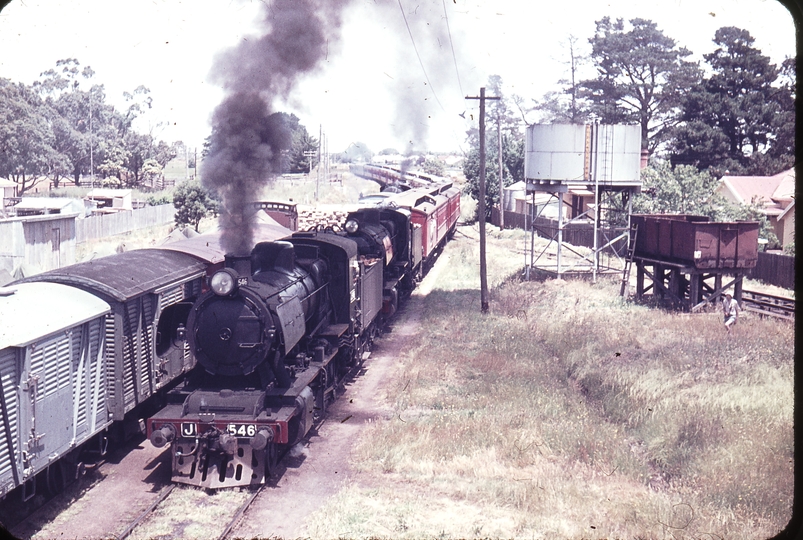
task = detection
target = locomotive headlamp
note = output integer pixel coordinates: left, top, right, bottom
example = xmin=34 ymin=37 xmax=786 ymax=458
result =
xmin=344 ymin=219 xmax=360 ymax=234
xmin=210 ymin=269 xmax=238 ymax=296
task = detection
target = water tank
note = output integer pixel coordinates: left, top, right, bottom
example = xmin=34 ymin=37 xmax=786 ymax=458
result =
xmin=524 ymin=124 xmax=642 ymax=190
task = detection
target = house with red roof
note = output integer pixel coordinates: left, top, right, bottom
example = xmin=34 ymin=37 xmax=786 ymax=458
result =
xmin=715 ymin=168 xmax=795 ymax=249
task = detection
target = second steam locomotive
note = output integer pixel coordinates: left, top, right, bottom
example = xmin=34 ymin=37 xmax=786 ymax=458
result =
xmin=147 ymin=187 xmax=459 ymax=488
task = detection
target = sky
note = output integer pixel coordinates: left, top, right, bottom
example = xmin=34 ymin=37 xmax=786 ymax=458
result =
xmin=0 ymin=0 xmax=797 ymax=155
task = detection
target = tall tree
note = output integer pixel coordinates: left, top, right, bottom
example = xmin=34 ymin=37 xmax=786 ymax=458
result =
xmin=0 ymin=78 xmax=56 ymax=194
xmin=35 ymin=59 xmax=115 ymax=187
xmin=671 ymin=28 xmax=794 ymax=176
xmin=581 ymin=17 xmax=700 ymax=153
xmin=528 ymin=35 xmax=591 ymax=124
xmin=290 ymin=128 xmax=319 ymax=174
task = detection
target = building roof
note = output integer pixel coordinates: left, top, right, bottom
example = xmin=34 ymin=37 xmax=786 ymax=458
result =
xmin=14 ymin=197 xmax=82 ymax=210
xmin=86 ymin=188 xmax=132 ymax=198
xmin=772 ymin=169 xmax=795 ymax=201
xmin=719 ymin=168 xmax=795 ymax=206
xmin=778 ymin=199 xmax=795 ymax=221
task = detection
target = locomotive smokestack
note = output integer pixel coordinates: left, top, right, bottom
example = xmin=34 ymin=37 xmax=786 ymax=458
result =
xmin=201 ymin=0 xmax=352 ymax=255
xmin=224 ymin=253 xmax=252 ymax=277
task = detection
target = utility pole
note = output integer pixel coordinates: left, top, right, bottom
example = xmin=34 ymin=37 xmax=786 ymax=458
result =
xmin=497 ymin=111 xmax=504 ymax=230
xmin=317 ymin=124 xmax=322 ymax=201
xmin=89 ymin=88 xmax=94 ymax=187
xmin=466 ymin=87 xmax=500 ymax=314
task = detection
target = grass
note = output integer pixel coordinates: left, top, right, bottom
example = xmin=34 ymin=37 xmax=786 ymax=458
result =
xmin=303 ymin=223 xmax=794 ymax=539
xmin=129 ymin=486 xmax=250 ymax=540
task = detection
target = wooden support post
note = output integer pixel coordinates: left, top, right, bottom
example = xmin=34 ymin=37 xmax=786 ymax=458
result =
xmin=689 ymin=274 xmax=701 ymax=307
xmin=734 ymin=274 xmax=744 ymax=303
xmin=636 ymin=261 xmax=645 ymax=300
xmin=655 ymin=264 xmax=664 ymax=298
xmin=669 ymin=268 xmax=678 ymax=299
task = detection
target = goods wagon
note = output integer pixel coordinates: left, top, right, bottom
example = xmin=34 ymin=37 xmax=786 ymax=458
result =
xmin=631 ymin=214 xmax=759 ymax=269
xmin=0 ymin=282 xmax=110 ymax=499
xmin=19 ymin=250 xmax=208 ymax=421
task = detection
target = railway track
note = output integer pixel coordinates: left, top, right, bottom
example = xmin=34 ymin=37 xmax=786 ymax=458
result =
xmin=116 ymin=483 xmax=264 ymax=540
xmin=741 ymin=289 xmax=795 ymax=321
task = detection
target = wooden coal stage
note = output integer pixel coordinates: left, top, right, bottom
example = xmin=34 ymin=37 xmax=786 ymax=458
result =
xmin=628 ymin=214 xmax=760 ymax=312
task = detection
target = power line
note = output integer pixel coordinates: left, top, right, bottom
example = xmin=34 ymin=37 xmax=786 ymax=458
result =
xmin=441 ymin=0 xmax=464 ymax=97
xmin=396 ymin=0 xmax=445 ymax=112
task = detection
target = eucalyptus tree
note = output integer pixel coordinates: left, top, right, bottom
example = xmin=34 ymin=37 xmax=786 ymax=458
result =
xmin=34 ymin=59 xmax=116 ymax=187
xmin=526 ymin=35 xmax=592 ymax=125
xmin=0 ymin=78 xmax=57 ymax=194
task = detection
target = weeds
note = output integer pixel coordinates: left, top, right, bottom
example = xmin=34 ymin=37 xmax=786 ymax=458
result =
xmin=305 ymin=224 xmax=793 ymax=539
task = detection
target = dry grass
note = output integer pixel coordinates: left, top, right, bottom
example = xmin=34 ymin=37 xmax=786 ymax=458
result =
xmin=303 ymin=224 xmax=794 ymax=539
xmin=129 ymin=486 xmax=250 ymax=540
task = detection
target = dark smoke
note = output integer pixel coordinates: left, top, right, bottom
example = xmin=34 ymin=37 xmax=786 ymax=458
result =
xmin=201 ymin=0 xmax=352 ymax=255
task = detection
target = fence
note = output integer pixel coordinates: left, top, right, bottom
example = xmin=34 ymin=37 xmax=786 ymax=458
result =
xmin=493 ymin=209 xmax=628 ymax=255
xmin=751 ymin=251 xmax=795 ymax=290
xmin=76 ymin=204 xmax=175 ymax=243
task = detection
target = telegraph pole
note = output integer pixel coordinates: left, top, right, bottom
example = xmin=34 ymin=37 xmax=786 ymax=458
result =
xmin=317 ymin=124 xmax=322 ymax=200
xmin=466 ymin=87 xmax=500 ymax=314
xmin=497 ymin=112 xmax=504 ymax=230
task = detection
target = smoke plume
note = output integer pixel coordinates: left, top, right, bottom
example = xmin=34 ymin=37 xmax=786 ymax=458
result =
xmin=201 ymin=0 xmax=352 ymax=255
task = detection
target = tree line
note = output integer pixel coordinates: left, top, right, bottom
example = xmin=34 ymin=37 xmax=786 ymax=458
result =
xmin=0 ymin=58 xmax=324 ymax=196
xmin=0 ymin=59 xmax=180 ymax=194
xmin=464 ymin=20 xmax=795 ymax=250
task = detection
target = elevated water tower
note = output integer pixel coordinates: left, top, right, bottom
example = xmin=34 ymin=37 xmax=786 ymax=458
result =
xmin=523 ymin=123 xmax=643 ymax=280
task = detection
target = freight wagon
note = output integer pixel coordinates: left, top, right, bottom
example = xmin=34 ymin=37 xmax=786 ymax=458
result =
xmin=631 ymin=214 xmax=759 ymax=270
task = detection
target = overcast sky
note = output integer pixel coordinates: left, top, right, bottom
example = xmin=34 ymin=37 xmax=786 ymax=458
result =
xmin=0 ymin=0 xmax=796 ymax=154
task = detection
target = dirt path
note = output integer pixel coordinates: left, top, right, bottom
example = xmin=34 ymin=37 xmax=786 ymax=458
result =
xmin=11 ymin=438 xmax=171 ymax=540
xmin=231 ymin=292 xmax=425 ymax=538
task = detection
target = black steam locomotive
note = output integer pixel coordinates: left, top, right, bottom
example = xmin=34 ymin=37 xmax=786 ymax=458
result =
xmin=147 ymin=204 xmax=434 ymax=488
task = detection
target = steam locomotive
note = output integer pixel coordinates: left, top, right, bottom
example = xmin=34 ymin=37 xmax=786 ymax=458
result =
xmin=147 ymin=187 xmax=459 ymax=489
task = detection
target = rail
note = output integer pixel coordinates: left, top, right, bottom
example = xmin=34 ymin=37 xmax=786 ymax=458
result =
xmin=741 ymin=289 xmax=795 ymax=321
xmin=217 ymin=487 xmax=263 ymax=540
xmin=116 ymin=484 xmax=176 ymax=540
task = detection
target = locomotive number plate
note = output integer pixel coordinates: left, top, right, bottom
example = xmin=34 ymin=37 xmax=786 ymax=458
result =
xmin=227 ymin=424 xmax=257 ymax=437
xmin=237 ymin=277 xmax=249 ymax=287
